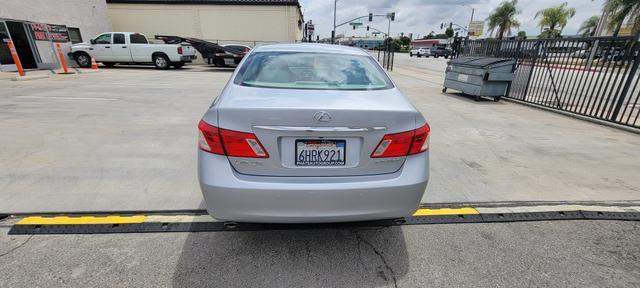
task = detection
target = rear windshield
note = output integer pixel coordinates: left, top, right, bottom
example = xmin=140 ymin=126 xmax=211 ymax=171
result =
xmin=233 ymin=52 xmax=393 ymax=90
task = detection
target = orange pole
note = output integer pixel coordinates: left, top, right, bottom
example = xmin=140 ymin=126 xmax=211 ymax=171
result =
xmin=7 ymin=40 xmax=25 ymax=77
xmin=55 ymin=43 xmax=69 ymax=74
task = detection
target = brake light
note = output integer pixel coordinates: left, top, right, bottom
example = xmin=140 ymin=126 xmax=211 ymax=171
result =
xmin=371 ymin=123 xmax=430 ymax=158
xmin=198 ymin=120 xmax=224 ymax=154
xmin=177 ymin=46 xmax=183 ymax=55
xmin=198 ymin=120 xmax=268 ymax=158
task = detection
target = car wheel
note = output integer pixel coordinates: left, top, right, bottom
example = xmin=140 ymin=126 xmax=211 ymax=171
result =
xmin=74 ymin=53 xmax=92 ymax=68
xmin=409 ymin=53 xmax=413 ymax=57
xmin=153 ymin=54 xmax=170 ymax=70
xmin=417 ymin=54 xmax=422 ymax=58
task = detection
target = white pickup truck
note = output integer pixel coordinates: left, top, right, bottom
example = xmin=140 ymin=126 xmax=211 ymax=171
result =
xmin=70 ymin=32 xmax=197 ymax=69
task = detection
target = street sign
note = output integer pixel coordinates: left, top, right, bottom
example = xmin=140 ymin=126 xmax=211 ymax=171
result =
xmin=468 ymin=21 xmax=484 ymax=37
xmin=350 ymin=22 xmax=363 ymax=27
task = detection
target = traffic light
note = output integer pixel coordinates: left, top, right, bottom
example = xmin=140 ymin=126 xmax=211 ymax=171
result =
xmin=367 ymin=26 xmax=370 ymax=31
xmin=390 ymin=12 xmax=395 ymax=21
xmin=440 ymin=23 xmax=443 ymax=29
xmin=353 ymin=25 xmax=356 ymax=30
xmin=368 ymin=13 xmax=373 ymax=22
xmin=449 ymin=22 xmax=453 ymax=29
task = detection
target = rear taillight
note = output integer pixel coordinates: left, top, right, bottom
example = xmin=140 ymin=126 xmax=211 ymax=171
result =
xmin=198 ymin=120 xmax=224 ymax=155
xmin=371 ymin=123 xmax=430 ymax=158
xmin=198 ymin=120 xmax=268 ymax=158
xmin=177 ymin=46 xmax=183 ymax=55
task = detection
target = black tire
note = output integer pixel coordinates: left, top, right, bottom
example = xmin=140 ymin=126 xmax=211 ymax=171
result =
xmin=442 ymin=87 xmax=447 ymax=93
xmin=102 ymin=62 xmax=116 ymax=68
xmin=409 ymin=53 xmax=413 ymax=57
xmin=494 ymin=96 xmax=501 ymax=102
xmin=474 ymin=95 xmax=481 ymax=101
xmin=172 ymin=62 xmax=185 ymax=69
xmin=74 ymin=52 xmax=92 ymax=68
xmin=153 ymin=54 xmax=170 ymax=70
xmin=417 ymin=54 xmax=422 ymax=58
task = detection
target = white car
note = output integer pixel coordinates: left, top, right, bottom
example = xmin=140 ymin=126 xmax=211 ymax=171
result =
xmin=70 ymin=32 xmax=197 ymax=69
xmin=410 ymin=47 xmax=430 ymax=57
xmin=198 ymin=43 xmax=430 ymax=223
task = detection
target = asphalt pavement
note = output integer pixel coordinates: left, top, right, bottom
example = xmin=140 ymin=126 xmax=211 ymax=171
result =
xmin=1 ymin=58 xmax=639 ymax=213
xmin=1 ymin=55 xmax=640 ymax=288
xmin=1 ymin=218 xmax=639 ymax=287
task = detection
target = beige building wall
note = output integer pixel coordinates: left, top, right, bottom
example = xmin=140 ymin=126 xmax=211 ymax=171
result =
xmin=107 ymin=3 xmax=304 ymax=46
xmin=0 ymin=0 xmax=112 ymax=40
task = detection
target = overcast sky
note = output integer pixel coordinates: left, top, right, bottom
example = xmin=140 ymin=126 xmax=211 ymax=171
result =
xmin=299 ymin=0 xmax=605 ymax=39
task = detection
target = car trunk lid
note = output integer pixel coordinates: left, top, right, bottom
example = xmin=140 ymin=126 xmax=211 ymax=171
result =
xmin=216 ymin=85 xmax=418 ymax=177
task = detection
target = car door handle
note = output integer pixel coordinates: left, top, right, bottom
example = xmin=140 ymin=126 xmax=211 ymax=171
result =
xmin=122 ymin=46 xmax=127 ymax=48
xmin=105 ymin=46 xmax=110 ymax=48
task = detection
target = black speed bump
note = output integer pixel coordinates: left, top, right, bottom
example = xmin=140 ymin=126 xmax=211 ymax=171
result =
xmin=5 ymin=208 xmax=640 ymax=235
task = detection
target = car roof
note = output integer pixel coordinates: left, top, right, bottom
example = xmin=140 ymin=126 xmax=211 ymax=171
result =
xmin=253 ymin=43 xmax=369 ymax=56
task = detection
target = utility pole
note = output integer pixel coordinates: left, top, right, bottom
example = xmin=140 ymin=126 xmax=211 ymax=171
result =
xmin=468 ymin=7 xmax=475 ymax=37
xmin=331 ymin=0 xmax=337 ymax=44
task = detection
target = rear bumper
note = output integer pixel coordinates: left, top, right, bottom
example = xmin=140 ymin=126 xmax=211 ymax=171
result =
xmin=198 ymin=151 xmax=429 ymax=223
xmin=180 ymin=55 xmax=196 ymax=62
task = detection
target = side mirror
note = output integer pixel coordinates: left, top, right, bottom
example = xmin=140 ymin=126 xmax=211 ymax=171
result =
xmin=90 ymin=39 xmax=96 ymax=44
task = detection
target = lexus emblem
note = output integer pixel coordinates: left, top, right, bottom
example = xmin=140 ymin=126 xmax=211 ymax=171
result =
xmin=313 ymin=111 xmax=332 ymax=122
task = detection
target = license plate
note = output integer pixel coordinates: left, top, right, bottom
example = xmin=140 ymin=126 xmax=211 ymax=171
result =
xmin=295 ymin=140 xmax=345 ymax=166
xmin=224 ymin=58 xmax=235 ymax=65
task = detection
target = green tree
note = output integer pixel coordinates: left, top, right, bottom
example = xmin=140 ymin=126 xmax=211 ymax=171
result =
xmin=535 ymin=2 xmax=576 ymax=38
xmin=604 ymin=0 xmax=640 ymax=36
xmin=487 ymin=0 xmax=521 ymax=39
xmin=445 ymin=27 xmax=454 ymax=38
xmin=398 ymin=35 xmax=411 ymax=46
xmin=578 ymin=15 xmax=600 ymax=36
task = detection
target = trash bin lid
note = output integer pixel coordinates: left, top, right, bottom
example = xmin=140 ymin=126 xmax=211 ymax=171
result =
xmin=449 ymin=57 xmax=514 ymax=68
xmin=448 ymin=57 xmax=485 ymax=65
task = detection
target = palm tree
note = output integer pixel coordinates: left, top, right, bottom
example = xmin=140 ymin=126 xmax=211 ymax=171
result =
xmin=487 ymin=0 xmax=521 ymax=39
xmin=535 ymin=2 xmax=576 ymax=38
xmin=604 ymin=0 xmax=640 ymax=36
xmin=578 ymin=15 xmax=600 ymax=36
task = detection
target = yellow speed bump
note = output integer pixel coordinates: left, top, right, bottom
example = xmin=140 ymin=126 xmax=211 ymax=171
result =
xmin=413 ymin=207 xmax=479 ymax=216
xmin=16 ymin=215 xmax=146 ymax=225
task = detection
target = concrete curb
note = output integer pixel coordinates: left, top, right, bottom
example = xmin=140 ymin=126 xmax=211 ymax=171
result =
xmin=11 ymin=74 xmax=50 ymax=81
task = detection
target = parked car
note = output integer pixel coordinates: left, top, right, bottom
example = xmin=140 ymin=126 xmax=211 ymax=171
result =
xmin=410 ymin=47 xmax=431 ymax=57
xmin=429 ymin=47 xmax=452 ymax=58
xmin=70 ymin=32 xmax=197 ymax=69
xmin=197 ymin=43 xmax=430 ymax=223
xmin=604 ymin=47 xmax=626 ymax=61
xmin=211 ymin=44 xmax=251 ymax=67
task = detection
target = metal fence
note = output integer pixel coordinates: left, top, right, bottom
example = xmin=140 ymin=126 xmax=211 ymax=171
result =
xmin=456 ymin=34 xmax=640 ymax=128
xmin=377 ymin=41 xmax=395 ymax=71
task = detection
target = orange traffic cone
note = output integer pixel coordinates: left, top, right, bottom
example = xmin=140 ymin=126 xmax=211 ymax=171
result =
xmin=91 ymin=56 xmax=98 ymax=70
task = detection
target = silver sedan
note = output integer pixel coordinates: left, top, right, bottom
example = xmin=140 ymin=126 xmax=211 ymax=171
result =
xmin=198 ymin=43 xmax=430 ymax=223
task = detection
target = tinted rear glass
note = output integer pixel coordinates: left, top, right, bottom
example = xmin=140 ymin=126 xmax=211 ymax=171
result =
xmin=130 ymin=34 xmax=148 ymax=44
xmin=234 ymin=52 xmax=393 ymax=90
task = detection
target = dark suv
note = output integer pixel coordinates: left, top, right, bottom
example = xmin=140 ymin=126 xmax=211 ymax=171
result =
xmin=429 ymin=47 xmax=452 ymax=58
